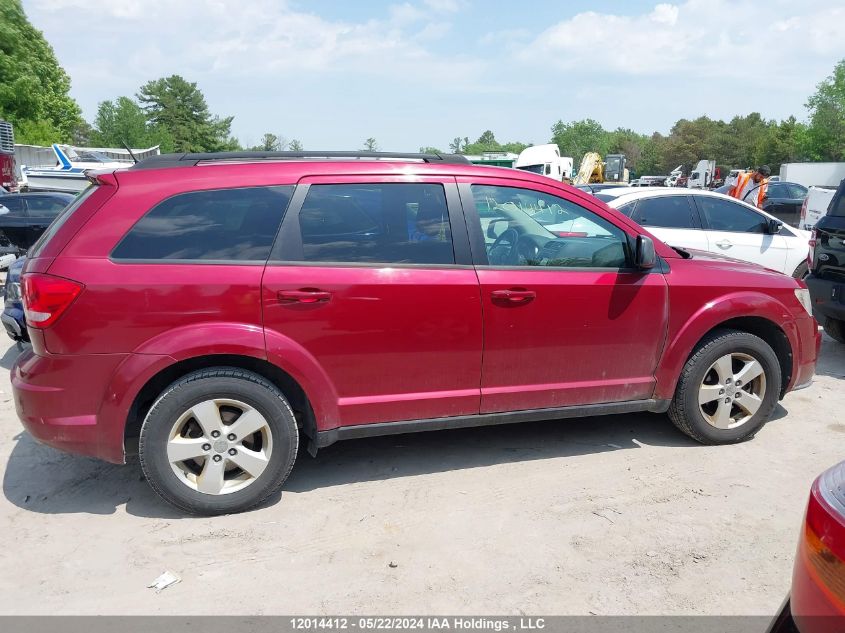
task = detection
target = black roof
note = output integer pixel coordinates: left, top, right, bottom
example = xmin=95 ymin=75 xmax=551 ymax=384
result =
xmin=130 ymin=151 xmax=470 ymax=171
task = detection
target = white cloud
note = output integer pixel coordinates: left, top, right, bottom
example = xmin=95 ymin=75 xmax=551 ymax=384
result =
xmin=522 ymin=0 xmax=845 ymax=78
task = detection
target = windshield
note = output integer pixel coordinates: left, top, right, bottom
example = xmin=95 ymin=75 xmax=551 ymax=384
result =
xmin=516 ymin=164 xmax=545 ymax=175
xmin=606 ymin=157 xmax=621 ymax=173
xmin=71 ymin=151 xmax=118 ymax=163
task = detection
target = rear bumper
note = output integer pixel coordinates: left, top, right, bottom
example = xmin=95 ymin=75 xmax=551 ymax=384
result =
xmin=806 ymin=274 xmax=845 ymax=323
xmin=11 ymin=348 xmax=128 ymax=462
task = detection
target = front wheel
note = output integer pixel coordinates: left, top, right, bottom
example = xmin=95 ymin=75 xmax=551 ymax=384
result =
xmin=668 ymin=329 xmax=781 ymax=444
xmin=139 ymin=368 xmax=299 ymax=515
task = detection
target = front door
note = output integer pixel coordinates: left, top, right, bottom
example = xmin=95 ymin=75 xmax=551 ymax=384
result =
xmin=262 ymin=176 xmax=483 ymax=427
xmin=458 ymin=177 xmax=669 ymax=413
xmin=694 ymin=195 xmax=789 ymax=273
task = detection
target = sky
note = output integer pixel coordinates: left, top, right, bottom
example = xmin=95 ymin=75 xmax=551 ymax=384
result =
xmin=21 ymin=0 xmax=845 ymax=151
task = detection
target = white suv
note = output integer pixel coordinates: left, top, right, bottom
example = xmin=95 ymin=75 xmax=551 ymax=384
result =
xmin=593 ymin=188 xmax=812 ymax=278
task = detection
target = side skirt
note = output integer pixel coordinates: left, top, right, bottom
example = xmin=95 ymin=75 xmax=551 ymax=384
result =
xmin=315 ymin=398 xmax=671 ymax=450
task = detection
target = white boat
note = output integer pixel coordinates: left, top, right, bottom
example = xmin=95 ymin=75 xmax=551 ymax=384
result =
xmin=22 ymin=144 xmax=130 ymax=193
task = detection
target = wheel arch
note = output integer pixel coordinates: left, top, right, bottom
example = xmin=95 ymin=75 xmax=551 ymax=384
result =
xmin=655 ymin=293 xmax=798 ymax=401
xmin=123 ymin=354 xmax=319 ymax=456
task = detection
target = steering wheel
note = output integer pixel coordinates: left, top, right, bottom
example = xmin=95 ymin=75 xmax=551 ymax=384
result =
xmin=488 ymin=227 xmax=519 ymax=265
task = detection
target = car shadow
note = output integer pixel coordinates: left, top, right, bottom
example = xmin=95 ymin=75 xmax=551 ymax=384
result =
xmin=3 ymin=401 xmax=793 ymax=518
xmin=0 ymin=341 xmax=25 ymax=370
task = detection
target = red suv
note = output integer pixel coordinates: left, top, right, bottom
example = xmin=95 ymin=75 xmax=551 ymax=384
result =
xmin=12 ymin=152 xmax=819 ymax=515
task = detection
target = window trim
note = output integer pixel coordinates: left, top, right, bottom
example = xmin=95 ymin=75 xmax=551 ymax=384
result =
xmin=109 ymin=184 xmax=294 ymax=264
xmin=267 ymin=178 xmax=472 ymax=267
xmin=457 ymin=180 xmax=638 ymax=272
xmin=692 ymin=195 xmax=769 ymax=234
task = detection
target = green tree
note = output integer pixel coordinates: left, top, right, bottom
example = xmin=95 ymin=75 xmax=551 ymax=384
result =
xmin=137 ymin=75 xmax=234 ymax=152
xmin=448 ymin=137 xmax=466 ymax=154
xmin=550 ymin=119 xmax=610 ymax=170
xmin=92 ymin=97 xmax=158 ymax=148
xmin=362 ymin=137 xmax=379 ymax=151
xmin=419 ymin=146 xmax=443 ymax=154
xmin=0 ymin=0 xmax=82 ymax=143
xmin=252 ymin=133 xmax=284 ymax=151
xmin=288 ymin=139 xmax=303 ymax=151
xmin=805 ymin=59 xmax=845 ymax=161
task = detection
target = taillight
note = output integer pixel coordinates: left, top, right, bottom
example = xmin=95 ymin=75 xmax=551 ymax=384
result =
xmin=792 ymin=461 xmax=845 ymax=622
xmin=808 ymin=229 xmax=817 ymax=268
xmin=21 ymin=273 xmax=83 ymax=329
xmin=800 ymin=196 xmax=809 ymax=226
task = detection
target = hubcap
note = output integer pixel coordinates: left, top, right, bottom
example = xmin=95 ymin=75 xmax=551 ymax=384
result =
xmin=166 ymin=398 xmax=273 ymax=495
xmin=698 ymin=353 xmax=766 ymax=430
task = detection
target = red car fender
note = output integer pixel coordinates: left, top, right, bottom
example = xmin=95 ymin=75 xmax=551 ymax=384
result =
xmin=653 ymin=291 xmax=798 ymax=401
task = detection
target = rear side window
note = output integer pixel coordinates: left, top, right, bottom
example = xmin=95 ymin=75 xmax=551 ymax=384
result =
xmin=0 ymin=197 xmax=25 ymax=216
xmin=294 ymin=183 xmax=455 ymax=265
xmin=631 ymin=196 xmax=697 ymax=229
xmin=26 ymin=196 xmax=70 ymax=217
xmin=112 ymin=186 xmax=292 ymax=261
xmin=29 ymin=187 xmax=95 ymax=258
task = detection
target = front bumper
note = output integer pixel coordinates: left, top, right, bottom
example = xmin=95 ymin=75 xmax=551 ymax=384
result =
xmin=806 ymin=273 xmax=845 ymax=323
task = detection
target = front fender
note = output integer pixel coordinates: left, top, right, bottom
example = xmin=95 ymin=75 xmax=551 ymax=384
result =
xmin=654 ymin=291 xmax=798 ymax=400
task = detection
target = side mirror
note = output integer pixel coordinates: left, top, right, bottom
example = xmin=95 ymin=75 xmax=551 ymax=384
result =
xmin=635 ymin=235 xmax=656 ymax=270
xmin=767 ymin=218 xmax=782 ymax=234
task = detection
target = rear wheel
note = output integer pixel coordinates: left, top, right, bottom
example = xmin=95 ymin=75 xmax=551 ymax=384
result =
xmin=668 ymin=329 xmax=781 ymax=444
xmin=823 ymin=318 xmax=845 ymax=344
xmin=139 ymin=368 xmax=299 ymax=515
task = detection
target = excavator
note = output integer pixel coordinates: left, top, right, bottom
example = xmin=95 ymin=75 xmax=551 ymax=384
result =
xmin=572 ymin=152 xmax=628 ymax=185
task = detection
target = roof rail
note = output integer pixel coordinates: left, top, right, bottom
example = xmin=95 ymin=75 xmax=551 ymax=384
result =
xmin=129 ymin=151 xmax=470 ymax=170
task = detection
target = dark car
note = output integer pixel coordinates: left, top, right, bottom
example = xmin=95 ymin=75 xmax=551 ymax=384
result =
xmin=0 ymin=192 xmax=75 ymax=253
xmin=767 ymin=460 xmax=845 ymax=632
xmin=714 ymin=181 xmax=808 ymax=227
xmin=806 ymin=178 xmax=845 ymax=344
xmin=2 ymin=256 xmax=25 ymax=344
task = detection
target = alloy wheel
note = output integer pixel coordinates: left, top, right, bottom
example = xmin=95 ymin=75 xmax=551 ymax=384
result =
xmin=697 ymin=353 xmax=767 ymax=430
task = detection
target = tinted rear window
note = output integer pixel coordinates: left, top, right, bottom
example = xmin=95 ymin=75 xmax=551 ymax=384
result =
xmin=29 ymin=187 xmax=95 ymax=258
xmin=293 ymin=183 xmax=455 ymax=265
xmin=112 ymin=186 xmax=292 ymax=261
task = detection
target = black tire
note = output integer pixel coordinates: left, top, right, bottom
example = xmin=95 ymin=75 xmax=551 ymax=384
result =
xmin=668 ymin=329 xmax=781 ymax=445
xmin=139 ymin=367 xmax=299 ymax=515
xmin=791 ymin=260 xmax=809 ymax=279
xmin=823 ymin=318 xmax=845 ymax=344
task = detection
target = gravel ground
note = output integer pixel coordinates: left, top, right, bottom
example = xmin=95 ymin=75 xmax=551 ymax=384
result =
xmin=0 ymin=334 xmax=842 ymax=615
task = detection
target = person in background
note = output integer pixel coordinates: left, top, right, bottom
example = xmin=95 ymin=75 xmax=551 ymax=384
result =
xmin=729 ymin=165 xmax=771 ymax=209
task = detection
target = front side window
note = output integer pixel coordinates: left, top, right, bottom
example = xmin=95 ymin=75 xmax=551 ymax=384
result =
xmin=470 ymin=184 xmax=628 ymax=268
xmin=295 ymin=183 xmax=454 ymax=265
xmin=26 ymin=196 xmax=69 ymax=217
xmin=697 ymin=196 xmax=767 ymax=233
xmin=112 ymin=186 xmax=292 ymax=261
xmin=631 ymin=196 xmax=697 ymax=229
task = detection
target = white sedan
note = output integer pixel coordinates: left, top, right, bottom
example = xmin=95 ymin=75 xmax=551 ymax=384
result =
xmin=592 ymin=187 xmax=812 ymax=278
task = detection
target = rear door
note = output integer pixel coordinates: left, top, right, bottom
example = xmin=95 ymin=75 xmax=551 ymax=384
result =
xmin=262 ymin=176 xmax=483 ymax=427
xmin=694 ymin=195 xmax=789 ymax=273
xmin=621 ymin=194 xmax=709 ymax=252
xmin=458 ymin=176 xmax=669 ymax=413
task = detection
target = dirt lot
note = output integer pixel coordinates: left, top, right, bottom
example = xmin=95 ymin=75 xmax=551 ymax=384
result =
xmin=0 ymin=333 xmax=842 ymax=616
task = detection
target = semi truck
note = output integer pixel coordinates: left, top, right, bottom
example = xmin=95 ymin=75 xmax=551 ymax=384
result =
xmin=515 ymin=144 xmax=573 ymax=182
xmin=687 ymin=159 xmax=716 ymax=189
xmin=779 ymin=162 xmax=845 ymax=188
xmin=0 ymin=121 xmax=18 ymax=193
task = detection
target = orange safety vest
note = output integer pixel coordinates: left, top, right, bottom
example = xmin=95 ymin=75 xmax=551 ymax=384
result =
xmin=729 ymin=173 xmax=768 ymax=208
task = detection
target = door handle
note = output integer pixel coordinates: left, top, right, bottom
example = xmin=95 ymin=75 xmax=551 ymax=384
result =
xmin=715 ymin=240 xmax=733 ymax=249
xmin=491 ymin=289 xmax=536 ymax=305
xmin=277 ymin=289 xmax=332 ymax=304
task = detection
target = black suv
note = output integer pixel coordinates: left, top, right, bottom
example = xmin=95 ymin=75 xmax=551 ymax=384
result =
xmin=806 ymin=178 xmax=845 ymax=343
